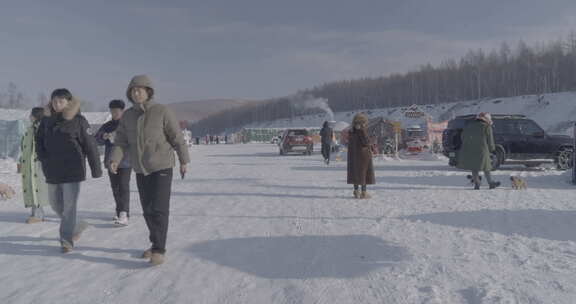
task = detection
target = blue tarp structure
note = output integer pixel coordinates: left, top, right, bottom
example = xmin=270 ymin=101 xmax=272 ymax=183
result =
xmin=0 ymin=120 xmax=27 ymax=160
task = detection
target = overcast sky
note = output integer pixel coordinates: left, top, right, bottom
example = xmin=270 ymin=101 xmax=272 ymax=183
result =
xmin=1 ymin=0 xmax=576 ymax=105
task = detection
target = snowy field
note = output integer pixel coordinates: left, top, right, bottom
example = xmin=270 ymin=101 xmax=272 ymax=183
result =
xmin=1 ymin=143 xmax=576 ymax=303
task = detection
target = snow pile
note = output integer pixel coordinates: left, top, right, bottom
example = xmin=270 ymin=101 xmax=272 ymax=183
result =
xmin=82 ymin=112 xmax=111 ymax=125
xmin=402 ymin=151 xmax=449 ymax=161
xmin=0 ymin=109 xmax=28 ymax=121
xmin=0 ymin=159 xmax=17 ymax=177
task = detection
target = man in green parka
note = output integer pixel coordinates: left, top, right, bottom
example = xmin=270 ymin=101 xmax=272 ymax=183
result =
xmin=18 ymin=107 xmax=49 ymax=223
xmin=456 ymin=112 xmax=501 ymax=190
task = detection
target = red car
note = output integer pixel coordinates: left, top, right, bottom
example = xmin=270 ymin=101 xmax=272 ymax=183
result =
xmin=279 ymin=129 xmax=314 ymax=155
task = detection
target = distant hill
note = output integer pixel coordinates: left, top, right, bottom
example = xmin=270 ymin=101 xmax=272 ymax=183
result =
xmin=247 ymin=92 xmax=576 ymax=136
xmin=166 ymin=99 xmax=255 ymax=122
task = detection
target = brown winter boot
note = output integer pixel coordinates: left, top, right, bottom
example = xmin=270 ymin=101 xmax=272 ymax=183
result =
xmin=353 ymin=190 xmax=360 ymax=199
xmin=141 ymin=248 xmax=153 ymax=259
xmin=25 ymin=216 xmax=43 ymax=224
xmin=61 ymin=241 xmax=73 ymax=253
xmin=72 ymin=221 xmax=89 ymax=242
xmin=360 ymin=191 xmax=371 ymax=199
xmin=149 ymin=253 xmax=165 ymax=266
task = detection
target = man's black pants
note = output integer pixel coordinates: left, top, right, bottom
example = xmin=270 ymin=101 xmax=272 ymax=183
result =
xmin=136 ymin=168 xmax=173 ymax=254
xmin=108 ymin=168 xmax=131 ymax=217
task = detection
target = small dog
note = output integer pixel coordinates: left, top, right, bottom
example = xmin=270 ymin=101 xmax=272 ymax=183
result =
xmin=510 ymin=176 xmax=527 ymax=190
xmin=466 ymin=174 xmax=482 ymax=184
xmin=0 ymin=183 xmax=15 ymax=200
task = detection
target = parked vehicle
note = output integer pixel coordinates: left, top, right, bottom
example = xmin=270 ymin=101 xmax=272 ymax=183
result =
xmin=400 ymin=120 xmax=448 ymax=154
xmin=442 ymin=114 xmax=573 ymax=170
xmin=279 ymin=129 xmax=314 ymax=155
xmin=405 ymin=125 xmax=426 ymax=153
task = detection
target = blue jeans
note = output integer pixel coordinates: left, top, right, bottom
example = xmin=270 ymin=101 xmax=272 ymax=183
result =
xmin=48 ymin=183 xmax=81 ymax=247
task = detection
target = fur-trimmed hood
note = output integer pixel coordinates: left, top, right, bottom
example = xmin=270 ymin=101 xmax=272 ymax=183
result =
xmin=45 ymin=97 xmax=82 ymax=120
xmin=352 ymin=113 xmax=369 ymax=128
xmin=476 ymin=112 xmax=493 ymax=125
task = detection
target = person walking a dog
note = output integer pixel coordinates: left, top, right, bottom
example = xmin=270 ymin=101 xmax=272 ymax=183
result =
xmin=457 ymin=112 xmax=501 ymax=190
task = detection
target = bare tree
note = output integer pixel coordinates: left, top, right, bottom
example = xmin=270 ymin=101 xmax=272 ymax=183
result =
xmin=191 ymin=32 xmax=576 ymax=137
xmin=7 ymin=82 xmax=23 ymax=109
xmin=38 ymin=92 xmax=49 ymax=106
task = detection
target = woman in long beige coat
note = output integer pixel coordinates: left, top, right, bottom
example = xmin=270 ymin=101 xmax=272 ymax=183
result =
xmin=18 ymin=107 xmax=49 ymax=223
xmin=347 ymin=113 xmax=375 ymax=198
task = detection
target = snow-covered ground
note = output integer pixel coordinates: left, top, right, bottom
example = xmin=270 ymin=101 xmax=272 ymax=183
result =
xmin=1 ymin=143 xmax=576 ymax=303
xmin=248 ymin=91 xmax=576 ymax=136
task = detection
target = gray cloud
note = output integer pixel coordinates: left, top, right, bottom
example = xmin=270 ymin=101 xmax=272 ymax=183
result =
xmin=0 ymin=1 xmax=575 ymax=104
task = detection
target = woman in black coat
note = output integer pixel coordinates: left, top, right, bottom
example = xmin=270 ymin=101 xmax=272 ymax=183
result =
xmin=320 ymin=121 xmax=333 ymax=164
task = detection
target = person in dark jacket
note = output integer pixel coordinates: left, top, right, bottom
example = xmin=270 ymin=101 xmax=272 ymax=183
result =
xmin=456 ymin=112 xmax=501 ymax=190
xmin=95 ymin=99 xmax=132 ymax=226
xmin=320 ymin=121 xmax=333 ymax=165
xmin=36 ymin=88 xmax=103 ymax=252
xmin=347 ymin=113 xmax=375 ymax=199
xmin=110 ymin=75 xmax=190 ymax=266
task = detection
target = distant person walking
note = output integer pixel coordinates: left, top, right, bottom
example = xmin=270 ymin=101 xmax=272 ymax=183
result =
xmin=457 ymin=112 xmax=501 ymax=190
xmin=320 ymin=121 xmax=334 ymax=165
xmin=110 ymin=75 xmax=190 ymax=266
xmin=95 ymin=99 xmax=132 ymax=226
xmin=36 ymin=89 xmax=102 ymax=252
xmin=18 ymin=107 xmax=49 ymax=224
xmin=347 ymin=113 xmax=375 ymax=199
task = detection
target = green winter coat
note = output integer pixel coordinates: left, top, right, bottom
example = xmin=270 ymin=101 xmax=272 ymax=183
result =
xmin=456 ymin=119 xmax=495 ymax=172
xmin=19 ymin=122 xmax=49 ymax=208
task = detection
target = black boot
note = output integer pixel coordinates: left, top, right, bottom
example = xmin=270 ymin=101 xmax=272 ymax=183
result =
xmin=489 ymin=181 xmax=501 ymax=189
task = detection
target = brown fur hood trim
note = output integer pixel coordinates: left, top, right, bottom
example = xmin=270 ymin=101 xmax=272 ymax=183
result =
xmin=352 ymin=113 xmax=369 ymax=127
xmin=45 ymin=97 xmax=81 ymax=120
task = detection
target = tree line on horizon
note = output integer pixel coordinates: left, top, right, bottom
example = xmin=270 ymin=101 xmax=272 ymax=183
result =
xmin=191 ymin=33 xmax=576 ymax=136
xmin=0 ymin=83 xmax=104 ymax=112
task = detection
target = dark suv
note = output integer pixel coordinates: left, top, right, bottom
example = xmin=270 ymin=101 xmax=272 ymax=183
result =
xmin=279 ymin=129 xmax=314 ymax=155
xmin=442 ymin=114 xmax=573 ymax=170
